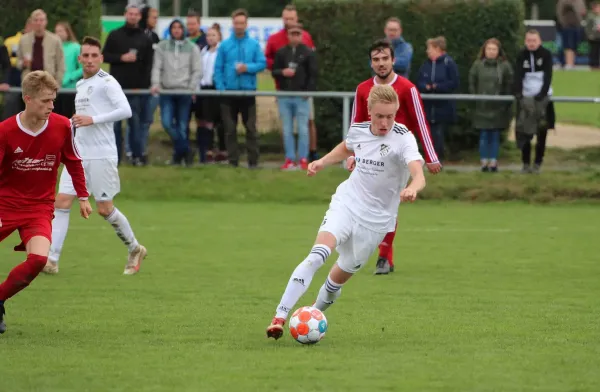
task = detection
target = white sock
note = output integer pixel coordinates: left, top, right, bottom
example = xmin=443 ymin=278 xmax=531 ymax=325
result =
xmin=481 ymin=159 xmax=489 ymax=166
xmin=275 ymin=245 xmax=331 ymax=319
xmin=314 ymin=276 xmax=343 ymax=312
xmin=49 ymin=208 xmax=71 ymax=263
xmin=105 ymin=207 xmax=139 ymax=253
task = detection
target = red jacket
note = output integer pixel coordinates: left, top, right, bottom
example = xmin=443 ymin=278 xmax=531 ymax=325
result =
xmin=265 ymin=29 xmax=315 ymax=89
xmin=352 ymin=74 xmax=439 ymax=163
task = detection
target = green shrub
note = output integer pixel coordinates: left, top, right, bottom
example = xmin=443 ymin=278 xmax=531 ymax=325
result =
xmin=0 ymin=0 xmax=101 ymax=44
xmin=295 ymin=0 xmax=525 ymax=156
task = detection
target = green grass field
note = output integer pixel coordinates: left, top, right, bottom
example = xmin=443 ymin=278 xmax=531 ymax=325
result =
xmin=551 ymin=70 xmax=600 ymax=128
xmin=0 ymin=166 xmax=599 ymax=391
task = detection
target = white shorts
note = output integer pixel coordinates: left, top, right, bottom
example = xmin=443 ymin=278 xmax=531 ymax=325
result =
xmin=318 ymin=202 xmax=386 ymax=274
xmin=58 ymin=158 xmax=120 ymax=201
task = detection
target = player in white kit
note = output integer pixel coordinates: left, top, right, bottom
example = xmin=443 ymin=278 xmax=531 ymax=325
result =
xmin=45 ymin=36 xmax=147 ymax=275
xmin=266 ymin=84 xmax=427 ymax=339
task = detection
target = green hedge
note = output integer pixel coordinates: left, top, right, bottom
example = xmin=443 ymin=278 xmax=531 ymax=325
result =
xmin=0 ymin=0 xmax=101 ymax=44
xmin=295 ymin=0 xmax=525 ymax=156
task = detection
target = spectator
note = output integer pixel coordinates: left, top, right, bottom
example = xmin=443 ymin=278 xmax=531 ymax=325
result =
xmin=0 ymin=45 xmax=9 ymax=91
xmin=514 ymin=30 xmax=553 ymax=174
xmin=102 ymin=4 xmax=153 ymax=166
xmin=585 ymin=1 xmax=600 ymax=69
xmin=556 ymin=0 xmax=587 ymax=69
xmin=214 ymin=8 xmax=266 ymax=168
xmin=265 ymin=5 xmax=319 ymax=162
xmin=197 ymin=24 xmax=226 ymax=164
xmin=2 ymin=18 xmax=33 ymax=120
xmin=384 ymin=17 xmax=413 ymax=78
xmin=151 ymin=20 xmax=202 ymax=167
xmin=54 ymin=21 xmax=82 ymax=118
xmin=469 ymin=38 xmax=514 ymax=173
xmin=18 ymin=9 xmax=65 ymax=85
xmin=272 ymin=23 xmax=318 ymax=171
xmin=416 ymin=36 xmax=459 ymax=162
xmin=137 ymin=5 xmax=161 ymax=165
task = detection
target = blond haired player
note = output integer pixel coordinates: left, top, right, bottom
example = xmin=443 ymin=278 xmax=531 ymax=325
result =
xmin=266 ymin=84 xmax=426 ymax=339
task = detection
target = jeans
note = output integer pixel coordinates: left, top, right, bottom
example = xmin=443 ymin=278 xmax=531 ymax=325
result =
xmin=277 ymin=97 xmax=310 ymax=161
xmin=160 ymin=94 xmax=192 ymax=163
xmin=122 ymin=94 xmax=157 ymax=157
xmin=429 ymin=122 xmax=446 ymax=162
xmin=114 ymin=94 xmax=149 ymax=163
xmin=478 ymin=129 xmax=501 ymax=160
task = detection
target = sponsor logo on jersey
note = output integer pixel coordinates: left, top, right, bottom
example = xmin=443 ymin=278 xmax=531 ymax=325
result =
xmin=14 ymin=146 xmax=23 ymax=154
xmin=12 ymin=157 xmax=53 ymax=172
xmin=44 ymin=154 xmax=56 ymax=167
xmin=355 ymin=157 xmax=384 ymax=167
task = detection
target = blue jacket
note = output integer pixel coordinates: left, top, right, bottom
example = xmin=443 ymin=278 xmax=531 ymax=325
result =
xmin=214 ymin=31 xmax=266 ymax=91
xmin=390 ymin=36 xmax=413 ymax=78
xmin=416 ymin=53 xmax=460 ymax=123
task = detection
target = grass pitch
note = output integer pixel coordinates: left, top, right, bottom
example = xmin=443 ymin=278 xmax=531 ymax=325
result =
xmin=0 ymin=200 xmax=598 ymax=391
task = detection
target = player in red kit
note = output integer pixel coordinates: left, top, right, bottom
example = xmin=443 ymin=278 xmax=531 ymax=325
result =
xmin=0 ymin=70 xmax=92 ymax=334
xmin=350 ymin=39 xmax=442 ymax=275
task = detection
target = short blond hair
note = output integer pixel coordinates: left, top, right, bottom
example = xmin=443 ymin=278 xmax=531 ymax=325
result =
xmin=367 ymin=84 xmax=399 ymax=110
xmin=22 ymin=71 xmax=59 ymax=98
xmin=30 ymin=9 xmax=46 ymax=19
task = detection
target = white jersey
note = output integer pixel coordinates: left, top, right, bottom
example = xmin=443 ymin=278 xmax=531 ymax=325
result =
xmin=74 ymin=70 xmax=132 ymax=160
xmin=333 ymin=121 xmax=424 ymax=233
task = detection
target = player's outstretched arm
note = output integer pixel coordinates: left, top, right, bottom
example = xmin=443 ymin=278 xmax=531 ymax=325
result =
xmin=400 ymin=160 xmax=426 ymax=202
xmin=307 ymin=141 xmax=353 ymax=176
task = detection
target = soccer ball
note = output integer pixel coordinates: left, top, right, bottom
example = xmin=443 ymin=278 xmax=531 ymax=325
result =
xmin=289 ymin=306 xmax=328 ymax=344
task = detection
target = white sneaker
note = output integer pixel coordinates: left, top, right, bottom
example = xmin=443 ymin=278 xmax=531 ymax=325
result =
xmin=43 ymin=259 xmax=59 ymax=274
xmin=124 ymin=245 xmax=147 ymax=275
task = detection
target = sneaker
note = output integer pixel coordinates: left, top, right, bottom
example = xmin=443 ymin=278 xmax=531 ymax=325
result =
xmin=0 ymin=302 xmax=6 ymax=334
xmin=521 ymin=165 xmax=532 ymax=174
xmin=532 ymin=164 xmax=541 ymax=174
xmin=266 ymin=317 xmax=286 ymax=340
xmin=124 ymin=245 xmax=147 ymax=275
xmin=374 ymin=257 xmax=391 ymax=275
xmin=42 ymin=259 xmax=59 ymax=275
xmin=280 ymin=159 xmax=297 ymax=171
xmin=481 ymin=166 xmax=489 ymax=172
xmin=489 ymin=166 xmax=498 ymax=173
xmin=299 ymin=158 xmax=309 ymax=171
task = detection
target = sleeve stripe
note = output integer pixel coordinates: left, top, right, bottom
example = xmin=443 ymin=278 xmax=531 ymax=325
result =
xmin=410 ymin=87 xmax=439 ymax=162
xmin=351 ymin=87 xmax=358 ymax=124
xmin=69 ymin=121 xmax=83 ymax=161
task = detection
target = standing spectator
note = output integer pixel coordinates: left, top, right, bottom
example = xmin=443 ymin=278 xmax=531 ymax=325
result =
xmin=416 ymin=36 xmax=459 ymax=162
xmin=468 ymin=38 xmax=514 ymax=172
xmin=137 ymin=5 xmax=161 ymax=165
xmin=18 ymin=9 xmax=65 ymax=86
xmin=585 ymin=1 xmax=600 ymax=69
xmin=384 ymin=17 xmax=413 ymax=78
xmin=151 ymin=20 xmax=202 ymax=167
xmin=514 ymin=30 xmax=553 ymax=173
xmin=54 ymin=21 xmax=82 ymax=118
xmin=265 ymin=5 xmax=319 ymax=162
xmin=102 ymin=4 xmax=153 ymax=166
xmin=2 ymin=19 xmax=33 ymax=120
xmin=214 ymin=9 xmax=266 ymax=168
xmin=186 ymin=11 xmax=208 ymax=50
xmin=556 ymin=0 xmax=587 ymax=69
xmin=272 ymin=23 xmax=318 ymax=171
xmin=197 ymin=24 xmax=226 ymax=164
xmin=0 ymin=45 xmax=9 ymax=94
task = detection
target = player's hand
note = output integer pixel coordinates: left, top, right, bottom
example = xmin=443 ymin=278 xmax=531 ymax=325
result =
xmin=0 ymin=83 xmax=9 ymax=92
xmin=426 ymin=162 xmax=442 ymax=174
xmin=79 ymin=199 xmax=93 ymax=219
xmin=307 ymin=159 xmax=325 ymax=176
xmin=72 ymin=115 xmax=94 ymax=128
xmin=346 ymin=156 xmax=356 ymax=172
xmin=400 ymin=188 xmax=418 ymax=203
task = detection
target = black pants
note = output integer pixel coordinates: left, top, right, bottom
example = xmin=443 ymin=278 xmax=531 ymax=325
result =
xmin=521 ymin=127 xmax=548 ymax=166
xmin=54 ymin=93 xmax=76 ymax=118
xmin=220 ymin=96 xmax=259 ymax=166
xmin=589 ymin=40 xmax=600 ymax=68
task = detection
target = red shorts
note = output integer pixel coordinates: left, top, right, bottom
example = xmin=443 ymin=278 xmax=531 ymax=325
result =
xmin=0 ymin=210 xmax=52 ymax=252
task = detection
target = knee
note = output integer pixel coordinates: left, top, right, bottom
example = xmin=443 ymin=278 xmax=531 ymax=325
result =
xmin=54 ymin=194 xmax=75 ymax=210
xmin=96 ymin=203 xmax=114 ymax=218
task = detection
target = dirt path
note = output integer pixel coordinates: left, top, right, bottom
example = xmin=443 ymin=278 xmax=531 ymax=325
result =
xmin=508 ymin=121 xmax=600 ymax=149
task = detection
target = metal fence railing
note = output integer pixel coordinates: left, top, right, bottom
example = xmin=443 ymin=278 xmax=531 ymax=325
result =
xmin=5 ymin=88 xmax=600 ymax=139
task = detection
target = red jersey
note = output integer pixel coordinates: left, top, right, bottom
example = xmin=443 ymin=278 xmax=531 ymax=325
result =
xmin=352 ymin=74 xmax=439 ymax=164
xmin=265 ymin=28 xmax=315 ymax=89
xmin=0 ymin=112 xmax=89 ymax=214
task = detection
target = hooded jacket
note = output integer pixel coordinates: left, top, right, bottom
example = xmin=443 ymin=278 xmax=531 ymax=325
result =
xmin=151 ymin=20 xmax=202 ymax=91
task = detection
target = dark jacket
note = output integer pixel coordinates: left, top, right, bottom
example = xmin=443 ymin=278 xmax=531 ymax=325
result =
xmin=102 ymin=25 xmax=154 ymax=89
xmin=416 ymin=53 xmax=460 ymax=123
xmin=468 ymin=58 xmax=514 ymax=129
xmin=272 ymin=44 xmax=317 ymax=91
xmin=513 ymin=45 xmax=553 ymax=99
xmin=0 ymin=45 xmax=10 ymax=84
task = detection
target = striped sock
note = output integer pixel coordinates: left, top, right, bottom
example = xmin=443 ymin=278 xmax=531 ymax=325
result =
xmin=314 ymin=276 xmax=343 ymax=312
xmin=275 ymin=245 xmax=331 ymax=319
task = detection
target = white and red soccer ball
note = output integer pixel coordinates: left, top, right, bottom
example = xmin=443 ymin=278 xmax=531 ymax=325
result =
xmin=289 ymin=306 xmax=328 ymax=344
